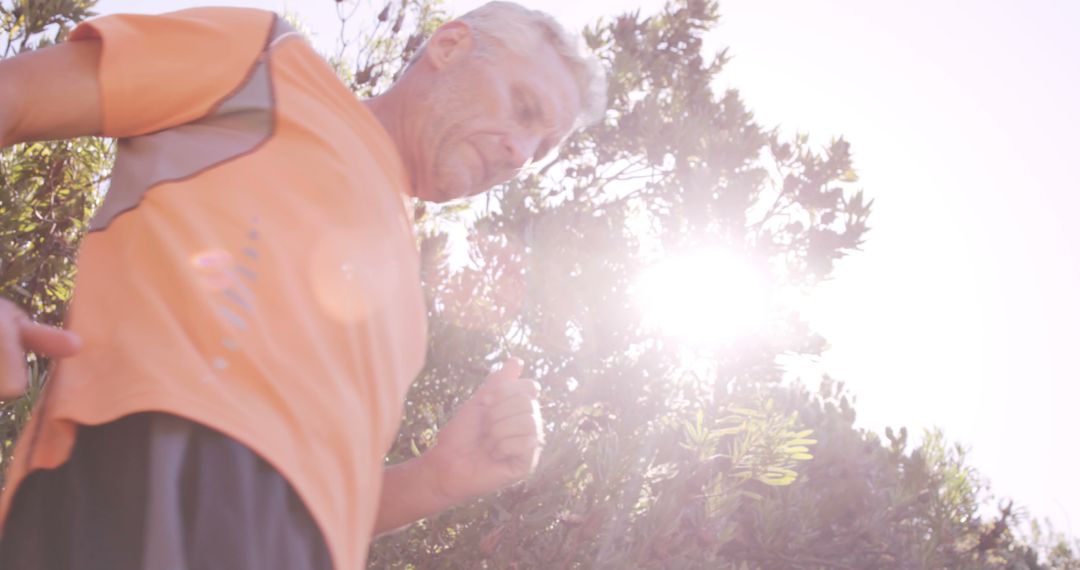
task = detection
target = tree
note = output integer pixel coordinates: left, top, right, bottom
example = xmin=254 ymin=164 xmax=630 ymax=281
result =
xmin=353 ymin=1 xmax=1074 ymax=568
xmin=0 ymin=1 xmax=1074 ymax=568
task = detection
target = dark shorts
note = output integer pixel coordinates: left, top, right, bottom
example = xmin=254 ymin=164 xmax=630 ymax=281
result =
xmin=0 ymin=413 xmax=332 ymax=570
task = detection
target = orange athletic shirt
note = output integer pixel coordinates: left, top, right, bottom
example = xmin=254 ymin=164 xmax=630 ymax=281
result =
xmin=0 ymin=8 xmax=427 ymax=569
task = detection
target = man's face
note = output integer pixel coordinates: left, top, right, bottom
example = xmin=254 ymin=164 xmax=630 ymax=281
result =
xmin=412 ymin=27 xmax=582 ymax=202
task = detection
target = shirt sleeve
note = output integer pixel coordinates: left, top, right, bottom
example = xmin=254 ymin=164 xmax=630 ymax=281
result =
xmin=68 ymin=7 xmax=276 ymax=138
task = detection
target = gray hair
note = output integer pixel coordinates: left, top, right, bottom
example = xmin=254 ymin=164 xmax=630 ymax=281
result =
xmin=423 ymin=1 xmax=607 ymax=128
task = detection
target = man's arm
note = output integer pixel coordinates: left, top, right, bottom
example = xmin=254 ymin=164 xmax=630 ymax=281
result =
xmin=0 ymin=44 xmax=95 ymax=396
xmin=374 ymin=359 xmax=544 ymax=535
xmin=373 ymin=454 xmax=458 ymax=535
xmin=0 ymin=38 xmax=102 ymax=147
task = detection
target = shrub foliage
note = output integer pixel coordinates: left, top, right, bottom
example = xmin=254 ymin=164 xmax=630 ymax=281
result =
xmin=0 ymin=1 xmax=1075 ymax=567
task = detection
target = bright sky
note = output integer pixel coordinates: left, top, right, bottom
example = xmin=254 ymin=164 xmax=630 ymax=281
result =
xmin=96 ymin=0 xmax=1080 ymax=536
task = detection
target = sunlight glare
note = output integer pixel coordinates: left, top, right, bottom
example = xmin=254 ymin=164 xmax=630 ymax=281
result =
xmin=634 ymin=249 xmax=767 ymax=347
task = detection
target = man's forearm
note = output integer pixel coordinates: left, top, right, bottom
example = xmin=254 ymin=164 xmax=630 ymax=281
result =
xmin=374 ymin=455 xmax=459 ymax=535
xmin=0 ymin=70 xmax=18 ymax=148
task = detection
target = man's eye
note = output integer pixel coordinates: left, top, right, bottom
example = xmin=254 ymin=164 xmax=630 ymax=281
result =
xmin=516 ymin=100 xmax=537 ymax=123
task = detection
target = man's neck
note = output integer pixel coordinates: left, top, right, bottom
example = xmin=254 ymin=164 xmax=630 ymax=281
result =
xmin=364 ymin=87 xmax=420 ymax=195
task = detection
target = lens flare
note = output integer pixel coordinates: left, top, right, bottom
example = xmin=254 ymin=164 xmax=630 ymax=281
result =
xmin=633 ymin=249 xmax=767 ymax=347
xmin=189 ymin=249 xmax=236 ymax=291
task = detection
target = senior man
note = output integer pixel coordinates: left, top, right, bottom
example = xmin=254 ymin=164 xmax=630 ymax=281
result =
xmin=0 ymin=2 xmax=605 ymax=568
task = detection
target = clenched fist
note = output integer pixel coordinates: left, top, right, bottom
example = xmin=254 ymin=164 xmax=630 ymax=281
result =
xmin=423 ymin=358 xmax=544 ymax=503
xmin=0 ymin=298 xmax=81 ymax=400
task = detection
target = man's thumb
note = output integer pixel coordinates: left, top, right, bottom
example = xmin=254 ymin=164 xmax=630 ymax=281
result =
xmin=491 ymin=358 xmax=524 ymax=382
xmin=477 ymin=358 xmax=524 ymax=406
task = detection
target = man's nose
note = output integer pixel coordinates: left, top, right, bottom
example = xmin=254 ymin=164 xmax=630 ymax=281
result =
xmin=499 ymin=132 xmax=541 ymax=171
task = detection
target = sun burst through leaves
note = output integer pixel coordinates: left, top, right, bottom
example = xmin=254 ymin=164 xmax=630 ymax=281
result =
xmin=634 ymin=249 xmax=767 ymax=348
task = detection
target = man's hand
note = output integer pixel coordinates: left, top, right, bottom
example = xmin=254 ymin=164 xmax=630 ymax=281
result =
xmin=0 ymin=299 xmax=81 ymax=400
xmin=373 ymin=358 xmax=545 ymax=535
xmin=424 ymin=358 xmax=544 ymax=503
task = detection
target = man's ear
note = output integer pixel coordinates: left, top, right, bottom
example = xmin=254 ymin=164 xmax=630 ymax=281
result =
xmin=423 ymin=21 xmax=475 ymax=70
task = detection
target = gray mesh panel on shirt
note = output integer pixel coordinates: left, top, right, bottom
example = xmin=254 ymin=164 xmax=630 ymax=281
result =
xmin=88 ymin=15 xmax=297 ymax=232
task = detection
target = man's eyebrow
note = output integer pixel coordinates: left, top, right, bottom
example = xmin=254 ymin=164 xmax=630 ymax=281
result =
xmin=512 ymin=83 xmax=566 ymax=162
xmin=537 ymin=92 xmax=558 ymax=130
xmin=516 ymin=83 xmax=556 ymax=128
